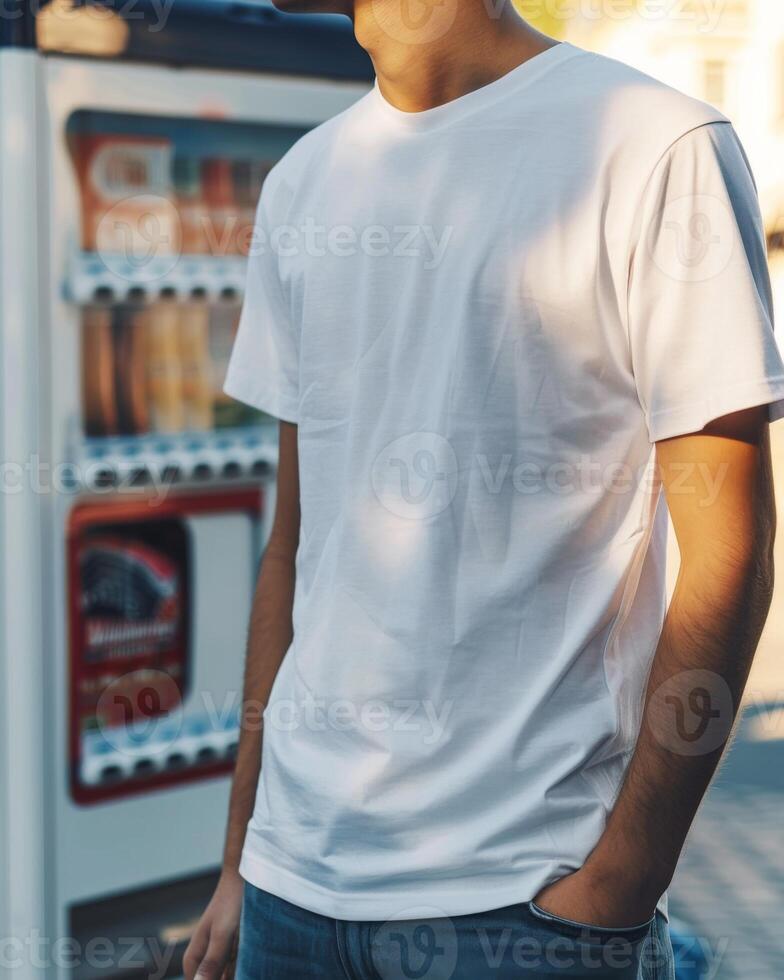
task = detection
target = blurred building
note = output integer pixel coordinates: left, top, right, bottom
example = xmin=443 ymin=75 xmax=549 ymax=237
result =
xmin=562 ymin=0 xmax=784 ymax=308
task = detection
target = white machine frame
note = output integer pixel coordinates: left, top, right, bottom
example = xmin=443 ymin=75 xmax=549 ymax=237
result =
xmin=0 ymin=48 xmax=368 ymax=977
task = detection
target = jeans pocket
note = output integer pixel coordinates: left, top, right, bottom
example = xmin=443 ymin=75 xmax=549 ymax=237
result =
xmin=527 ymin=900 xmax=655 ymax=944
xmin=525 ymin=901 xmax=654 ymax=977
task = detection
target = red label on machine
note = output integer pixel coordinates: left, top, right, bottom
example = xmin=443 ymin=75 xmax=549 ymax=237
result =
xmin=75 ymin=526 xmax=190 ymax=743
xmin=68 ymin=490 xmax=260 ymax=806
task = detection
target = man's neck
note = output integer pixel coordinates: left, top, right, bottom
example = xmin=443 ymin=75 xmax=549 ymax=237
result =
xmin=352 ymin=0 xmax=557 ymax=113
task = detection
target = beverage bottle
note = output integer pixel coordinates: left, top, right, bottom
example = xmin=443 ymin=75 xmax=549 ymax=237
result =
xmin=173 ymin=155 xmax=207 ymax=255
xmin=201 ymin=158 xmax=237 ymax=258
xmin=82 ymin=287 xmax=118 ymax=437
xmin=114 ymin=288 xmax=151 ymax=435
xmin=179 ymin=287 xmax=214 ymax=431
xmin=145 ymin=288 xmax=185 ymax=433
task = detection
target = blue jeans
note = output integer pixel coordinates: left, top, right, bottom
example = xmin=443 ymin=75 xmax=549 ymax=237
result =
xmin=237 ymin=882 xmax=675 ymax=979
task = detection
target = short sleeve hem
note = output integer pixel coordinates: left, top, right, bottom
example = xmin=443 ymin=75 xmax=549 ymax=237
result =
xmin=223 ymin=363 xmax=299 ymax=424
xmin=647 ymin=376 xmax=784 ymax=442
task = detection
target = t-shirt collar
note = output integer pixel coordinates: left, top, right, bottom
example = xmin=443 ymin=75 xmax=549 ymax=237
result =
xmin=370 ymin=41 xmax=580 ymax=134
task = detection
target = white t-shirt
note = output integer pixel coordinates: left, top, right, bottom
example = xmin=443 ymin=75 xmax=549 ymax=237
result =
xmin=225 ymin=41 xmax=784 ymax=921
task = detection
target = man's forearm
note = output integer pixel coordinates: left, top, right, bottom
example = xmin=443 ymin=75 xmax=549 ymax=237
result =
xmin=222 ymin=545 xmax=296 ymax=874
xmin=585 ymin=528 xmax=774 ymax=906
xmin=534 ymin=412 xmax=776 ymax=926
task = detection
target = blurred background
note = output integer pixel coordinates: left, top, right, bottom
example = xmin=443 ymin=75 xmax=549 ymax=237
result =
xmin=0 ymin=1 xmax=781 ymax=978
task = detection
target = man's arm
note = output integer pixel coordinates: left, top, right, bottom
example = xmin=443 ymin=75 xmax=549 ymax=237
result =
xmin=184 ymin=421 xmax=300 ymax=980
xmin=535 ymin=406 xmax=776 ymax=926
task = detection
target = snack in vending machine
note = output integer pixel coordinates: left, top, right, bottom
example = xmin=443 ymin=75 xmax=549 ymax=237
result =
xmin=70 ymin=134 xmax=181 ymax=258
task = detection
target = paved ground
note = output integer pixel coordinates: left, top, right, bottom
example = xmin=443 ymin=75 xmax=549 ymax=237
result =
xmin=666 ymin=426 xmax=784 ymax=979
xmin=669 ymin=764 xmax=784 ymax=977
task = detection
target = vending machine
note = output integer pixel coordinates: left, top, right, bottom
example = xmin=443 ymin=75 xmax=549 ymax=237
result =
xmin=0 ymin=2 xmax=372 ymax=976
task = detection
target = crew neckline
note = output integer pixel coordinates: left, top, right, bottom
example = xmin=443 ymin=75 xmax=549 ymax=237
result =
xmin=371 ymin=41 xmax=581 ymax=133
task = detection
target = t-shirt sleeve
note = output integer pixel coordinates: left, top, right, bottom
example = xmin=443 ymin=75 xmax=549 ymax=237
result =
xmin=223 ymin=180 xmax=300 ymax=423
xmin=627 ymin=121 xmax=784 ymax=442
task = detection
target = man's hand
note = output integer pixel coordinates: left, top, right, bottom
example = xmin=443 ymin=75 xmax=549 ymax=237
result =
xmin=532 ymin=865 xmax=657 ymax=930
xmin=183 ymin=869 xmax=244 ymax=980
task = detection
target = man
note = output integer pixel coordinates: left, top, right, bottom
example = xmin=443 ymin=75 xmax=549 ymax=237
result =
xmin=185 ymin=1 xmax=784 ymax=977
